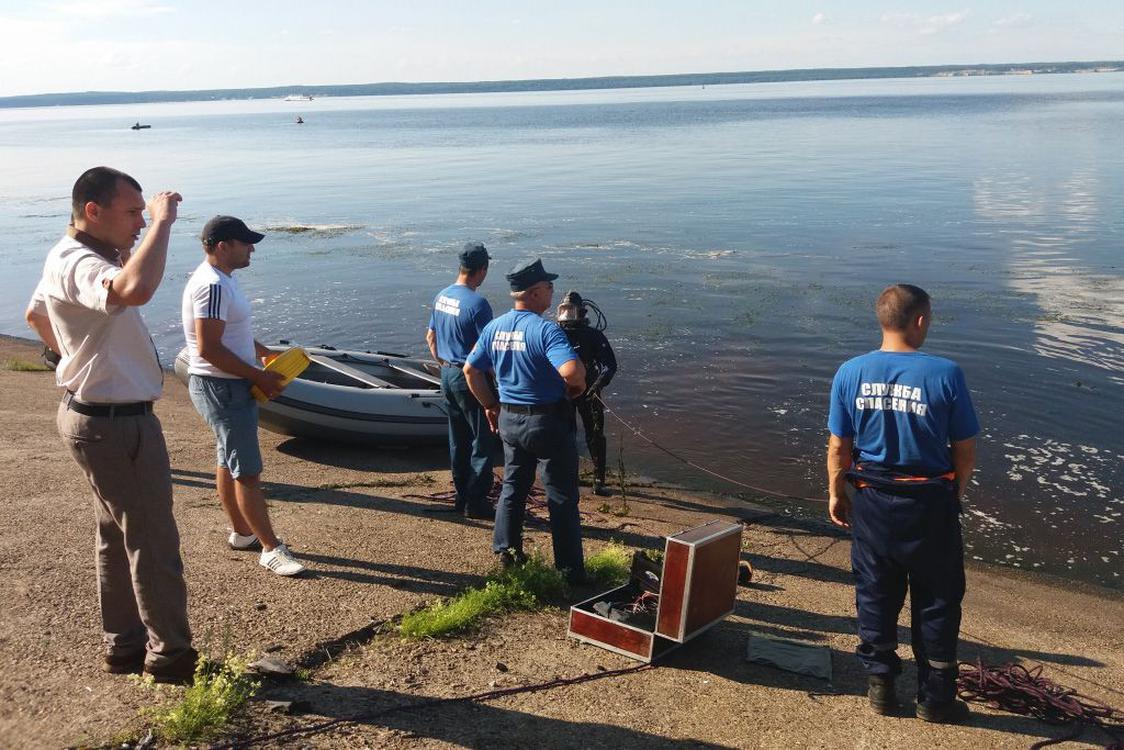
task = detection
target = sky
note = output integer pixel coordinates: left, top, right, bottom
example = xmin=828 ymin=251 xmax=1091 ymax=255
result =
xmin=0 ymin=1 xmax=1122 ymax=97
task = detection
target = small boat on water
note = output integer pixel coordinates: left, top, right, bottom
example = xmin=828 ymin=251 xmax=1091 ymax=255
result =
xmin=130 ymin=123 xmax=151 ymax=130
xmin=283 ymin=94 xmax=313 ymax=101
xmin=173 ymin=344 xmax=448 ymax=445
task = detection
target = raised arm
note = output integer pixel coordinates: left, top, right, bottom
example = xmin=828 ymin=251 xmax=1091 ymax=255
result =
xmin=106 ymin=191 xmax=180 ymax=307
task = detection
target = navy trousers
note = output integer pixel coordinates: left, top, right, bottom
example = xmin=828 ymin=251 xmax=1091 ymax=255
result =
xmin=440 ymin=367 xmax=494 ymax=511
xmin=850 ymin=483 xmax=965 ymax=704
xmin=493 ymin=405 xmax=584 ymax=580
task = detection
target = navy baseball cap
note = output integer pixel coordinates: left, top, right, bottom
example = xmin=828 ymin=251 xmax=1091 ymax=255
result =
xmin=201 ymin=215 xmax=265 ymax=245
xmin=506 ymin=258 xmax=559 ymax=291
xmin=459 ymin=241 xmax=491 ymax=270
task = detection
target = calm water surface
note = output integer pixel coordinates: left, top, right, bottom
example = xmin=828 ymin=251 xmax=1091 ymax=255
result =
xmin=1 ymin=75 xmax=1120 ymax=588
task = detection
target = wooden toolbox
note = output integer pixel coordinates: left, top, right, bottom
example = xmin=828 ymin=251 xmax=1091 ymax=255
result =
xmin=568 ymin=520 xmax=743 ymax=663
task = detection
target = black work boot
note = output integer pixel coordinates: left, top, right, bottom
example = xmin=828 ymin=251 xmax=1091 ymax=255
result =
xmin=498 ymin=550 xmax=527 ymax=569
xmin=867 ymin=675 xmax=899 ymax=715
xmin=464 ymin=503 xmax=494 ymax=520
xmin=917 ymin=699 xmax=971 ymax=724
xmin=917 ymin=665 xmax=970 ymax=723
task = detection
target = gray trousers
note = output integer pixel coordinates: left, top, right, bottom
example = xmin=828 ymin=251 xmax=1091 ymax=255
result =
xmin=57 ymin=402 xmax=192 ymax=667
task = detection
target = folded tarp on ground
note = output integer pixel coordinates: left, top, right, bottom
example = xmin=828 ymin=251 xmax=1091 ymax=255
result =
xmin=745 ymin=630 xmax=832 ymax=681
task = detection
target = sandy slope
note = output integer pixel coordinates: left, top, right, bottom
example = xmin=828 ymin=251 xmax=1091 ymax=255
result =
xmin=0 ymin=336 xmax=1119 ymax=749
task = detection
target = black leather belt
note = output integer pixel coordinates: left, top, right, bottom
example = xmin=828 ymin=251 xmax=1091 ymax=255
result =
xmin=501 ymin=401 xmax=570 ymax=415
xmin=64 ymin=392 xmax=153 ymax=418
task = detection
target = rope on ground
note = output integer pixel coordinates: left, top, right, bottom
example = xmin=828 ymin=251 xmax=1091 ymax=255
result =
xmin=957 ymin=659 xmax=1124 ymax=749
xmin=594 ymin=395 xmax=827 ymax=504
xmin=210 ymin=663 xmax=653 ymax=749
xmin=959 ymin=627 xmax=1124 ymax=701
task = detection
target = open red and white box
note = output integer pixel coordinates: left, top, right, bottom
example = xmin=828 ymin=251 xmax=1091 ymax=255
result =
xmin=568 ymin=519 xmax=743 ymax=663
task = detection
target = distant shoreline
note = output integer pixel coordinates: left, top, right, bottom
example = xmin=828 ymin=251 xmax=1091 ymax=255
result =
xmin=2 ymin=60 xmax=1121 ymax=110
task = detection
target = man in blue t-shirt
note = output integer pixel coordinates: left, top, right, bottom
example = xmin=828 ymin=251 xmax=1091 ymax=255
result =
xmin=464 ymin=258 xmax=587 ymax=583
xmin=426 ymin=242 xmax=495 ymax=518
xmin=827 ymin=284 xmax=979 ymax=724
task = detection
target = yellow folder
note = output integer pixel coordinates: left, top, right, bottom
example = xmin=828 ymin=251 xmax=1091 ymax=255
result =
xmin=251 ymin=347 xmax=310 ymax=402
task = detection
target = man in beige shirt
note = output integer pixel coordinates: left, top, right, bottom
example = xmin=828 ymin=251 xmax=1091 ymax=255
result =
xmin=27 ymin=166 xmax=196 ymax=684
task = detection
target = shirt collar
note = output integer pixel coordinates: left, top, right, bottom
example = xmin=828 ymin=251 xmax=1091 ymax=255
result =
xmin=67 ymin=226 xmax=121 ymax=264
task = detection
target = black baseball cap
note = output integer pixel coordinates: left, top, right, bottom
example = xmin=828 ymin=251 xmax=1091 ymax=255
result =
xmin=201 ymin=215 xmax=265 ymax=245
xmin=506 ymin=258 xmax=559 ymax=291
xmin=459 ymin=241 xmax=491 ymax=270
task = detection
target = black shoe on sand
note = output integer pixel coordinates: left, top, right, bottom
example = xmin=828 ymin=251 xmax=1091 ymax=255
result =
xmin=464 ymin=504 xmax=494 ymax=520
xmin=917 ymin=698 xmax=971 ymax=724
xmin=498 ymin=550 xmax=527 ymax=569
xmin=868 ymin=675 xmax=899 ymax=715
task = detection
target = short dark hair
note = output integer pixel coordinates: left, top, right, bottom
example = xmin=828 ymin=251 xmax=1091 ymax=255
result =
xmin=876 ymin=284 xmax=931 ymax=331
xmin=71 ymin=166 xmax=142 ymax=221
xmin=460 ymin=261 xmax=488 ymax=276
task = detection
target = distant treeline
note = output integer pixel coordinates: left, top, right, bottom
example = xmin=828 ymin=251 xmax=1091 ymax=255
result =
xmin=3 ymin=61 xmax=1122 ymax=109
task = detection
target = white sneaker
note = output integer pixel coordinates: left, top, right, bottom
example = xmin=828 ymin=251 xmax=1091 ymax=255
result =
xmin=259 ymin=544 xmax=306 ymax=577
xmin=228 ymin=531 xmax=261 ymax=551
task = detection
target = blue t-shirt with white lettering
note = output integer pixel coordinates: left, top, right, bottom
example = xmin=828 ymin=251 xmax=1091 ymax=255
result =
xmin=828 ymin=350 xmax=980 ymax=475
xmin=466 ymin=309 xmax=579 ymax=405
xmin=427 ymin=284 xmax=493 ymax=365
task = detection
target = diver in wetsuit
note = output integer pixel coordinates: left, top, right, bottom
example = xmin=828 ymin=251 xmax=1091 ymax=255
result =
xmin=557 ymin=291 xmax=617 ymax=496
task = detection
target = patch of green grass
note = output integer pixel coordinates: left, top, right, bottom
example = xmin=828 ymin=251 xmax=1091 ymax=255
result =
xmin=399 ymin=554 xmax=566 ymax=640
xmin=399 ymin=545 xmax=640 ymax=640
xmin=146 ymin=654 xmax=260 ymax=745
xmin=4 ymin=358 xmax=51 ymax=372
xmin=584 ymin=544 xmax=632 ymax=587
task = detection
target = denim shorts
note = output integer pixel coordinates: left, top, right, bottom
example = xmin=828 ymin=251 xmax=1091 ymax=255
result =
xmin=188 ymin=375 xmax=263 ymax=478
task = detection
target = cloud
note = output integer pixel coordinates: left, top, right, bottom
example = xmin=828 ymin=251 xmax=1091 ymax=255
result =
xmin=921 ymin=10 xmax=969 ymax=34
xmin=811 ymin=12 xmax=826 ymax=25
xmin=51 ymin=0 xmax=174 ymax=17
xmin=881 ymin=9 xmax=969 ymax=36
xmin=994 ymin=12 xmax=1031 ymax=28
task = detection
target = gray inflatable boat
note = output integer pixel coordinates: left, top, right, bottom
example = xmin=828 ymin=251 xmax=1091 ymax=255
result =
xmin=174 ymin=344 xmax=447 ymax=445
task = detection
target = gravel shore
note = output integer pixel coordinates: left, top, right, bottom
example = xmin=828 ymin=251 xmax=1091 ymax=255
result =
xmin=0 ymin=335 xmax=1120 ymax=749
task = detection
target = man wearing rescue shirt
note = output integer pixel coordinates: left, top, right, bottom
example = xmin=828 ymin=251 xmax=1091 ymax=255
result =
xmin=826 ymin=283 xmax=979 ymax=724
xmin=463 ymin=259 xmax=587 ymax=584
xmin=426 ymin=242 xmax=495 ymax=520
